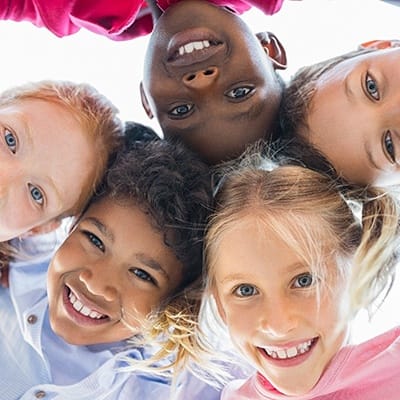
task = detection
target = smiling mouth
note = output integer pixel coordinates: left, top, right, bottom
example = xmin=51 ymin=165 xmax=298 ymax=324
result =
xmin=260 ymin=338 xmax=318 ymax=360
xmin=66 ymin=286 xmax=108 ymax=321
xmin=167 ymin=38 xmax=224 ymax=65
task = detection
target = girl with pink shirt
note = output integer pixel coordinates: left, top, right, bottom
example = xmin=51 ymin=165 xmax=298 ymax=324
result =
xmin=141 ymin=140 xmax=400 ymax=399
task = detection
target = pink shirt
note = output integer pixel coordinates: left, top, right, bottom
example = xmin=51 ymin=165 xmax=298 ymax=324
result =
xmin=222 ymin=327 xmax=400 ymax=399
xmin=0 ymin=0 xmax=284 ymax=41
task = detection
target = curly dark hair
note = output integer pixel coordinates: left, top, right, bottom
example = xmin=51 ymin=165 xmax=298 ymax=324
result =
xmin=92 ymin=122 xmax=213 ymax=292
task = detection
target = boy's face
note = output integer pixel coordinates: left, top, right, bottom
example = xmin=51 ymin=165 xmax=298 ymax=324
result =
xmin=305 ymin=47 xmax=400 ymax=186
xmin=213 ymin=215 xmax=348 ymax=396
xmin=141 ymin=0 xmax=281 ymax=164
xmin=47 ymin=198 xmax=183 ymax=345
xmin=0 ymin=99 xmax=95 ymax=241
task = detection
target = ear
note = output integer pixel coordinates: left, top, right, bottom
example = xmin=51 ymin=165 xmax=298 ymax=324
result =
xmin=256 ymin=31 xmax=287 ymax=71
xmin=140 ymin=82 xmax=154 ymax=119
xmin=359 ymin=39 xmax=400 ymax=50
xmin=23 ymin=219 xmax=62 ymax=237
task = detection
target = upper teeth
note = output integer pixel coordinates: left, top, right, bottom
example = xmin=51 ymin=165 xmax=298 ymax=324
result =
xmin=178 ymin=40 xmax=210 ymax=55
xmin=68 ymin=290 xmax=105 ymax=319
xmin=262 ymin=340 xmax=313 ymax=360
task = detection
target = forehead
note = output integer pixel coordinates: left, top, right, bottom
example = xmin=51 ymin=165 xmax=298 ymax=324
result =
xmin=211 ymin=211 xmax=337 ymax=273
xmin=319 ymin=46 xmax=400 ymax=82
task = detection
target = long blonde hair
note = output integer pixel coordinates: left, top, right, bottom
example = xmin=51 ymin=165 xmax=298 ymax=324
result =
xmin=125 ymin=141 xmax=400 ymax=387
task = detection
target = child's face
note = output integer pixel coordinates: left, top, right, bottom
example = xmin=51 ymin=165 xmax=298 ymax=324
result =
xmin=141 ymin=0 xmax=281 ymax=164
xmin=47 ymin=197 xmax=183 ymax=345
xmin=305 ymin=47 xmax=400 ymax=186
xmin=213 ymin=216 xmax=348 ymax=396
xmin=0 ymin=99 xmax=95 ymax=241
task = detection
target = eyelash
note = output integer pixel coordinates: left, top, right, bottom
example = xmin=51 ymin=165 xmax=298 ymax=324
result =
xmin=28 ymin=183 xmax=44 ymax=206
xmin=4 ymin=128 xmax=17 ymax=154
xmin=225 ymin=86 xmax=255 ymax=100
xmin=82 ymin=230 xmax=105 ymax=252
xmin=168 ymin=104 xmax=194 ymax=118
xmin=130 ymin=268 xmax=156 ymax=285
xmin=233 ymin=284 xmax=259 ymax=298
xmin=291 ymin=273 xmax=317 ymax=289
xmin=365 ymin=73 xmax=380 ymax=101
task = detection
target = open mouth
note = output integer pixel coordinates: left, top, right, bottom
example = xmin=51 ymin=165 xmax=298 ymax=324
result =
xmin=166 ymin=29 xmax=224 ymax=65
xmin=63 ymin=285 xmax=109 ymax=324
xmin=260 ymin=338 xmax=318 ymax=360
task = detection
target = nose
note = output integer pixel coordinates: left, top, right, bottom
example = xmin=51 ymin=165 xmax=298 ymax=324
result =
xmin=258 ymin=297 xmax=298 ymax=337
xmin=0 ymin=166 xmax=23 ymax=197
xmin=78 ymin=268 xmax=118 ymax=302
xmin=182 ymin=66 xmax=219 ymax=90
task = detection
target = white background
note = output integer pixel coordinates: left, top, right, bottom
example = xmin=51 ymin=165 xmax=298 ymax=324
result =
xmin=1 ymin=0 xmax=399 ymax=341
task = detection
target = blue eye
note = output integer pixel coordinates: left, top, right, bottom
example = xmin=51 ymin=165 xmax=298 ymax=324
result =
xmin=169 ymin=104 xmax=193 ymax=117
xmin=83 ymin=230 xmax=105 ymax=252
xmin=4 ymin=129 xmax=17 ymax=153
xmin=28 ymin=184 xmax=44 ymax=205
xmin=365 ymin=74 xmax=379 ymax=100
xmin=130 ymin=268 xmax=155 ymax=284
xmin=226 ymin=86 xmax=254 ymax=100
xmin=234 ymin=284 xmax=258 ymax=297
xmin=292 ymin=273 xmax=315 ymax=289
xmin=384 ymin=131 xmax=396 ymax=163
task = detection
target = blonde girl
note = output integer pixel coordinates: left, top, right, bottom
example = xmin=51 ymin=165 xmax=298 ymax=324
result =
xmin=138 ymin=140 xmax=400 ymax=399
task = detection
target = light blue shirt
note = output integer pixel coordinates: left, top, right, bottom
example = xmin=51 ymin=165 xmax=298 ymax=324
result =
xmin=2 ymin=231 xmax=171 ymax=400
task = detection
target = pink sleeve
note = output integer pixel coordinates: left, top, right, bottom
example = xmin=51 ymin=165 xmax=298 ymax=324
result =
xmin=157 ymin=0 xmax=284 ymax=15
xmin=0 ymin=0 xmax=153 ymax=40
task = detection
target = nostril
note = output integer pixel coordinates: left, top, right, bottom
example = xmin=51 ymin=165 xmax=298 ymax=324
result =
xmin=204 ymin=69 xmax=215 ymax=76
xmin=185 ymin=74 xmax=196 ymax=81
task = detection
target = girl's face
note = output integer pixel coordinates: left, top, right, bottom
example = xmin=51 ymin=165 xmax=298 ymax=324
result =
xmin=0 ymin=99 xmax=96 ymax=241
xmin=305 ymin=47 xmax=400 ymax=186
xmin=213 ymin=215 xmax=348 ymax=396
xmin=47 ymin=197 xmax=183 ymax=345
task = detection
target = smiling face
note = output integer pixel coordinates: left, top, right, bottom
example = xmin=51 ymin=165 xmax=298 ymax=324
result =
xmin=0 ymin=98 xmax=96 ymax=241
xmin=141 ymin=0 xmax=281 ymax=164
xmin=304 ymin=47 xmax=400 ymax=186
xmin=212 ymin=215 xmax=348 ymax=395
xmin=47 ymin=198 xmax=183 ymax=345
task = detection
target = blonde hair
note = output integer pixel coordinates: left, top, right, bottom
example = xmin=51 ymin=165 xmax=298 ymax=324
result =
xmin=130 ymin=141 xmax=400 ymax=387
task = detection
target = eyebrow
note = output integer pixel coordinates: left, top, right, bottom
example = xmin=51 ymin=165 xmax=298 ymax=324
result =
xmin=230 ymin=101 xmax=265 ymax=122
xmin=85 ymin=216 xmax=115 ymax=242
xmin=136 ymin=253 xmax=169 ymax=280
xmin=219 ymin=262 xmax=306 ymax=285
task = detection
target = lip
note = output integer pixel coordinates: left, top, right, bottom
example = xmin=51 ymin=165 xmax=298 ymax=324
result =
xmin=62 ymin=285 xmax=110 ymax=327
xmin=167 ymin=28 xmax=225 ymax=66
xmin=258 ymin=337 xmax=319 ymax=368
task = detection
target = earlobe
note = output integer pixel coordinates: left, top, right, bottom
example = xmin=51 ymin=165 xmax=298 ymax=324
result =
xmin=256 ymin=31 xmax=287 ymax=71
xmin=140 ymin=82 xmax=154 ymax=119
